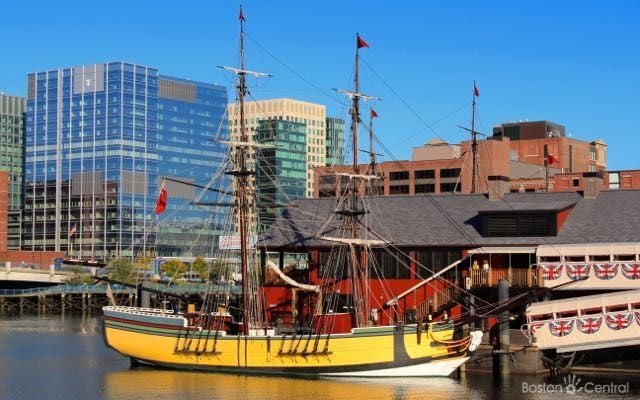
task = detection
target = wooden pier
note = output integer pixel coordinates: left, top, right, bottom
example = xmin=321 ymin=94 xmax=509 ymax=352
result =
xmin=0 ymin=283 xmax=225 ymax=314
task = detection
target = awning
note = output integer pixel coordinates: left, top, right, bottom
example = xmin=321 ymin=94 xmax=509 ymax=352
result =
xmin=468 ymin=246 xmax=537 ymax=255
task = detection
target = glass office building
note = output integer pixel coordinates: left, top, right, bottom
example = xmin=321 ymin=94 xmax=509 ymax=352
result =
xmin=24 ymin=62 xmax=228 ymax=261
xmin=255 ymin=119 xmax=307 ymax=229
xmin=0 ymin=94 xmax=25 ymax=249
xmin=156 ymin=75 xmax=229 ymax=257
xmin=325 ymin=117 xmax=345 ymax=166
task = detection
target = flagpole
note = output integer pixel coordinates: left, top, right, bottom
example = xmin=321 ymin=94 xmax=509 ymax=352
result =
xmin=544 ymin=144 xmax=549 ymax=192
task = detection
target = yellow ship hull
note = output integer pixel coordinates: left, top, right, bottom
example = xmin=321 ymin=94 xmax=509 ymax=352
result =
xmin=103 ymin=306 xmax=480 ymax=377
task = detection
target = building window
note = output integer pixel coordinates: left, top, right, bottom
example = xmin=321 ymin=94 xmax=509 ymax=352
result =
xmin=415 ymin=249 xmax=462 ymax=278
xmin=389 ymin=185 xmax=409 ymax=195
xmin=572 ymin=178 xmax=580 ymax=188
xmin=389 ymin=171 xmax=409 ymax=180
xmin=440 ymin=182 xmax=460 ymax=193
xmin=415 ymin=184 xmax=435 ymax=193
xmin=588 ymin=165 xmax=596 ymax=173
xmin=370 ymin=249 xmax=411 ymax=279
xmin=609 ymin=172 xmax=620 ymax=189
xmin=589 ymin=147 xmax=596 ymax=160
xmin=415 ymin=169 xmax=435 ymax=179
xmin=440 ymin=168 xmax=461 ymax=178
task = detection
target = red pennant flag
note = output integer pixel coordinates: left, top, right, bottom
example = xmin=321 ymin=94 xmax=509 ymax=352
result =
xmin=473 ymin=82 xmax=479 ymax=97
xmin=370 ymin=109 xmax=378 ymax=118
xmin=239 ymin=7 xmax=246 ymax=22
xmin=547 ymin=154 xmax=558 ymax=165
xmin=155 ymin=182 xmax=168 ymax=215
xmin=357 ymin=35 xmax=369 ymax=49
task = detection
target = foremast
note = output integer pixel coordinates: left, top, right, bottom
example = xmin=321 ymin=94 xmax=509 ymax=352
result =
xmin=220 ymin=6 xmax=270 ymax=335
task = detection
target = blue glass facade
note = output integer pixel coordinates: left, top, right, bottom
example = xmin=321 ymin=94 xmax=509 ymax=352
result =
xmin=156 ymin=75 xmax=229 ymax=257
xmin=24 ymin=63 xmax=228 ymax=261
xmin=325 ymin=117 xmax=345 ymax=166
xmin=0 ymin=94 xmax=26 ymax=249
xmin=255 ymin=119 xmax=307 ymax=229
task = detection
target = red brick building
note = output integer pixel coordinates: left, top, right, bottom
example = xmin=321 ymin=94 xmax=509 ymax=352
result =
xmin=493 ymin=120 xmax=606 ymax=173
xmin=314 ymin=120 xmax=607 ymax=197
xmin=554 ymin=170 xmax=640 ymax=192
xmin=314 ymin=137 xmax=511 ymax=197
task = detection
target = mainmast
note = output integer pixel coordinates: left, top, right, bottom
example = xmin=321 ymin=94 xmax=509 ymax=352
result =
xmin=219 ymin=6 xmax=270 ymax=335
xmin=334 ymin=34 xmax=380 ymax=327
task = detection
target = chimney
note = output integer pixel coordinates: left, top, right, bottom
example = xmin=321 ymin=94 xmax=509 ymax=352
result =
xmin=488 ymin=175 xmax=509 ymax=201
xmin=582 ymin=172 xmax=604 ymax=199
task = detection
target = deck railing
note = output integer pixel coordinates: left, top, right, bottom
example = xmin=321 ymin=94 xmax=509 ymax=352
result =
xmin=468 ymin=267 xmax=541 ymax=288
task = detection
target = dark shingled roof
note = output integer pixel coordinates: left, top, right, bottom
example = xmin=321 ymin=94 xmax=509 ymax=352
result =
xmin=259 ymin=190 xmax=640 ymax=249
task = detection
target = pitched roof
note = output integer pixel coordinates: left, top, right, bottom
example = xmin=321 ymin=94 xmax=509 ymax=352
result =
xmin=259 ymin=190 xmax=640 ymax=249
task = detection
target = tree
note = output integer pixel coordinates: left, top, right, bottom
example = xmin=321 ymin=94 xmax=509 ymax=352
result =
xmin=161 ymin=259 xmax=187 ymax=281
xmin=191 ymin=257 xmax=209 ymax=282
xmin=210 ymin=260 xmax=231 ymax=282
xmin=107 ymin=258 xmax=136 ymax=284
xmin=65 ymin=266 xmax=93 ymax=285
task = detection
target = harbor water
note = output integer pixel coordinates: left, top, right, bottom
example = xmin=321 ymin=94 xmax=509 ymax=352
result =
xmin=1 ymin=314 xmax=639 ymax=400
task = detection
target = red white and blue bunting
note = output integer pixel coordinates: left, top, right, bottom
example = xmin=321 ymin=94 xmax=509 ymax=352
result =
xmin=593 ymin=264 xmax=619 ymax=280
xmin=605 ymin=312 xmax=633 ymax=330
xmin=541 ymin=264 xmax=563 ymax=280
xmin=549 ymin=320 xmax=574 ymax=337
xmin=576 ymin=317 xmax=602 ymax=334
xmin=566 ymin=264 xmax=591 ymax=280
xmin=538 ymin=262 xmax=640 ymax=281
xmin=621 ymin=263 xmax=640 ymax=280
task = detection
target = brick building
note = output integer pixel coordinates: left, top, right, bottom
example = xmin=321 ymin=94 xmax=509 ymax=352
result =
xmin=314 ymin=120 xmax=607 ymax=197
xmin=493 ymin=120 xmax=606 ymax=173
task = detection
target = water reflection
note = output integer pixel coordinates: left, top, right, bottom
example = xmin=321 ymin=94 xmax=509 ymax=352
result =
xmin=103 ymin=369 xmax=477 ymax=400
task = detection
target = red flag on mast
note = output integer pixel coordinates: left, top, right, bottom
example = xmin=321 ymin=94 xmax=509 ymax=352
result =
xmin=239 ymin=7 xmax=246 ymax=22
xmin=357 ymin=35 xmax=369 ymax=49
xmin=155 ymin=182 xmax=168 ymax=215
xmin=473 ymin=82 xmax=479 ymax=97
xmin=547 ymin=154 xmax=558 ymax=165
xmin=370 ymin=109 xmax=378 ymax=118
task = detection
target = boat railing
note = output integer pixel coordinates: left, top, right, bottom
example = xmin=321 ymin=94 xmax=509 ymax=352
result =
xmin=104 ymin=306 xmax=185 ymax=321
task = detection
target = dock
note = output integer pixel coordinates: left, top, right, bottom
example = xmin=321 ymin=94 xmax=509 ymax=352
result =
xmin=0 ymin=283 xmax=236 ymax=314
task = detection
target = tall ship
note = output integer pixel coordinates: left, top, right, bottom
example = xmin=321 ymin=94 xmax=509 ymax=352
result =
xmin=102 ymin=7 xmax=482 ymax=377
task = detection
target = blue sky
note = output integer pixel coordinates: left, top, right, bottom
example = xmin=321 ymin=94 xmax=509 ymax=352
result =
xmin=1 ymin=1 xmax=638 ymax=170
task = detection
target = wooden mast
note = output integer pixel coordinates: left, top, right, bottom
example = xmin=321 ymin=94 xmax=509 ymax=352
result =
xmin=237 ymin=6 xmax=250 ymax=335
xmin=471 ymin=80 xmax=478 ymax=194
xmin=220 ymin=6 xmax=270 ymax=335
xmin=329 ymin=34 xmax=380 ymax=327
xmin=350 ymin=33 xmax=364 ymax=327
